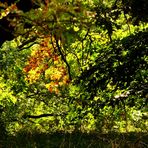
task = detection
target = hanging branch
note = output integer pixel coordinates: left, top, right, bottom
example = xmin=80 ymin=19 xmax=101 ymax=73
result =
xmin=55 ymin=38 xmax=72 ymax=80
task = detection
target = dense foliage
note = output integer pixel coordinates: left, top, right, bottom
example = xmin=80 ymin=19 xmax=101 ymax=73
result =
xmin=0 ymin=0 xmax=148 ymax=147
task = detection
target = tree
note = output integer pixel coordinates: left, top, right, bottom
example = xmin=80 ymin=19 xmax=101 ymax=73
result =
xmin=0 ymin=0 xmax=148 ymax=134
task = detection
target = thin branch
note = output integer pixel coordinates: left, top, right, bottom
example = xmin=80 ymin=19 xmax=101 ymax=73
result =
xmin=69 ymin=51 xmax=82 ymax=72
xmin=23 ymin=112 xmax=67 ymax=119
xmin=18 ymin=36 xmax=38 ymax=50
xmin=55 ymin=38 xmax=72 ymax=80
xmin=81 ymin=28 xmax=90 ymax=66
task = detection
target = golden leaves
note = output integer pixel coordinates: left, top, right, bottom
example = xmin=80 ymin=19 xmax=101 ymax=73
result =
xmin=23 ymin=37 xmax=70 ymax=94
xmin=0 ymin=3 xmax=18 ymax=19
xmin=45 ymin=65 xmax=70 ymax=94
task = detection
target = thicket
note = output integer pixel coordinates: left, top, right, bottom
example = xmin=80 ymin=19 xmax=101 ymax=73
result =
xmin=0 ymin=0 xmax=148 ymax=147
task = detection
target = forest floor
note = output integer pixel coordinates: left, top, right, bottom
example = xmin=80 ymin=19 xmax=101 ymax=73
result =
xmin=1 ymin=131 xmax=148 ymax=148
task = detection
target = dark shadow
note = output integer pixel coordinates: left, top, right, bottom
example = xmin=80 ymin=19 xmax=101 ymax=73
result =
xmin=1 ymin=130 xmax=148 ymax=148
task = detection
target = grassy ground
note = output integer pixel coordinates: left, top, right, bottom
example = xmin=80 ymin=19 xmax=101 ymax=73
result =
xmin=1 ymin=131 xmax=148 ymax=148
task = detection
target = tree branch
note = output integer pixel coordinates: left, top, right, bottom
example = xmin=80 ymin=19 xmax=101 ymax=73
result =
xmin=23 ymin=112 xmax=67 ymax=119
xmin=55 ymin=38 xmax=72 ymax=80
xmin=18 ymin=36 xmax=38 ymax=50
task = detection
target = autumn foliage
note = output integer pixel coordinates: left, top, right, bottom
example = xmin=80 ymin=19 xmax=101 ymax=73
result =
xmin=23 ymin=37 xmax=70 ymax=94
xmin=0 ymin=3 xmax=18 ymax=19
